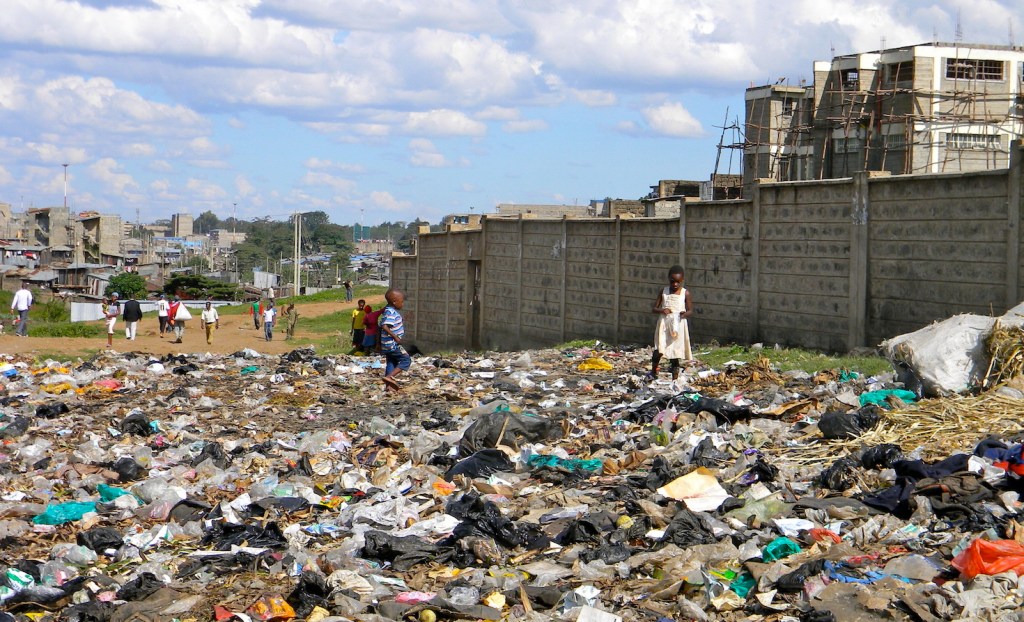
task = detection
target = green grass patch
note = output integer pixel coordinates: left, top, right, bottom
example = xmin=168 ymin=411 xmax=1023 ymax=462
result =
xmin=697 ymin=343 xmax=891 ymax=376
xmin=554 ymin=339 xmax=600 ymax=350
xmin=28 ymin=321 xmax=104 ymax=338
xmin=277 ymin=285 xmax=386 ymax=305
xmin=31 ymin=349 xmax=100 ymax=364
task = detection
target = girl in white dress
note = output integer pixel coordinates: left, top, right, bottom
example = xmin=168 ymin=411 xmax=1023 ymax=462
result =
xmin=651 ymin=265 xmax=693 ymax=380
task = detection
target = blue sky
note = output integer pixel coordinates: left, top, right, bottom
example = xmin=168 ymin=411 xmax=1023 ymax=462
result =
xmin=0 ymin=0 xmax=1017 ymax=225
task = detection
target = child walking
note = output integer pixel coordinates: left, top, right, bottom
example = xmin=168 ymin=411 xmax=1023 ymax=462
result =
xmin=378 ymin=289 xmax=411 ymax=392
xmin=650 ymin=265 xmax=693 ymax=380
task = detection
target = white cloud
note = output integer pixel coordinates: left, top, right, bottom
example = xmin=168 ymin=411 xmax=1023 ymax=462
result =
xmin=148 ymin=160 xmax=173 ymax=172
xmin=641 ymin=102 xmax=704 ymax=138
xmin=227 ymin=117 xmax=246 ymax=129
xmin=369 ymin=190 xmax=412 ymax=212
xmin=476 ymin=106 xmax=520 ymax=121
xmin=186 ymin=178 xmax=228 ymax=201
xmin=0 ymin=165 xmax=12 ymax=186
xmin=503 ymin=119 xmax=548 ymax=133
xmin=235 ymin=174 xmax=254 ymax=197
xmin=88 ymin=157 xmax=139 ymax=195
xmin=299 ymin=171 xmax=356 ymax=193
xmin=572 ymin=89 xmax=617 ymax=107
xmin=402 ymin=110 xmax=486 ymax=136
xmin=303 ymin=157 xmax=367 ymax=173
xmin=120 ymin=143 xmax=157 ymax=158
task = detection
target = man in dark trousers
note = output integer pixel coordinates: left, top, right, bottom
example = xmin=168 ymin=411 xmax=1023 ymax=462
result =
xmin=122 ymin=294 xmax=143 ymax=341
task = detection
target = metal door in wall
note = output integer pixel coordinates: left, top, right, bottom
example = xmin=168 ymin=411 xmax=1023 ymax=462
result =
xmin=468 ymin=260 xmax=481 ymax=350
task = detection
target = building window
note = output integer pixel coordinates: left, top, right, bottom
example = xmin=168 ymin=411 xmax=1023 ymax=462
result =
xmin=946 ymin=133 xmax=1001 ymax=150
xmin=882 ymin=134 xmax=907 ymax=150
xmin=946 ymin=58 xmax=1004 ymax=81
xmin=781 ymin=99 xmax=796 ymax=118
xmin=840 ymin=69 xmax=859 ymax=90
xmin=834 ymin=137 xmax=863 ymax=153
xmin=882 ymin=61 xmax=915 ymax=88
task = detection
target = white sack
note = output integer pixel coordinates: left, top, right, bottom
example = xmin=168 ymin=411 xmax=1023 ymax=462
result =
xmin=881 ymin=314 xmax=996 ymax=397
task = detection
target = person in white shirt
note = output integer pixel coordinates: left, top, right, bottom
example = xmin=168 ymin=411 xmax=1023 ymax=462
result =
xmin=200 ymin=301 xmax=220 ymax=345
xmin=263 ymin=301 xmax=276 ymax=341
xmin=10 ymin=282 xmax=32 ymax=337
xmin=156 ymin=294 xmax=170 ymax=338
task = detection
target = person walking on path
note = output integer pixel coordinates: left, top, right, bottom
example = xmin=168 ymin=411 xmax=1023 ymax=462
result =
xmin=378 ymin=289 xmax=411 ymax=392
xmin=10 ymin=282 xmax=32 ymax=337
xmin=263 ymin=301 xmax=276 ymax=341
xmin=650 ymin=264 xmax=693 ymax=381
xmin=122 ymin=294 xmax=143 ymax=341
xmin=284 ymin=303 xmax=298 ymax=340
xmin=344 ymin=280 xmax=353 ymax=302
xmin=104 ymin=293 xmax=121 ymax=348
xmin=250 ymin=299 xmax=263 ymax=330
xmin=168 ymin=296 xmax=187 ymax=343
xmin=157 ymin=294 xmax=170 ymax=337
xmin=201 ymin=301 xmax=220 ymax=345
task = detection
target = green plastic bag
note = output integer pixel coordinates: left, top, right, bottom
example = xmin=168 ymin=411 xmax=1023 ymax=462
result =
xmin=731 ymin=572 xmax=756 ymax=598
xmin=527 ymin=454 xmax=603 ymax=473
xmin=859 ymin=389 xmax=917 ymax=409
xmin=97 ymin=484 xmax=133 ymax=502
xmin=33 ymin=501 xmax=98 ymax=525
xmin=762 ymin=536 xmax=801 ymax=562
xmin=240 ymin=365 xmax=260 ymax=375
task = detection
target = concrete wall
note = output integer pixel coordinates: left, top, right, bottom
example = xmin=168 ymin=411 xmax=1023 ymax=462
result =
xmin=393 ymin=145 xmax=1024 ymax=353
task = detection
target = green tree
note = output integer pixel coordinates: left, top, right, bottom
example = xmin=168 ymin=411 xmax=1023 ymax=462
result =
xmin=105 ymin=273 xmax=148 ymax=299
xmin=194 ymin=210 xmax=220 ymax=234
xmin=164 ymin=274 xmax=241 ymax=300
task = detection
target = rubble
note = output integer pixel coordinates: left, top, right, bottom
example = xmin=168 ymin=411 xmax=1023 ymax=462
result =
xmin=0 ymin=342 xmax=1022 ymax=622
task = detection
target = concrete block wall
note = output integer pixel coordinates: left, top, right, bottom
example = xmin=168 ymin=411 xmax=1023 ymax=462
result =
xmin=866 ymin=170 xmax=1011 ymax=344
xmin=758 ymin=181 xmax=853 ymax=351
xmin=617 ymin=219 xmax=679 ymax=344
xmin=390 ymin=256 xmax=418 ymax=339
xmin=481 ymin=219 xmax=521 ymax=349
xmin=564 ymin=221 xmax=618 ymax=343
xmin=684 ymin=201 xmax=753 ymax=345
xmin=395 ymin=145 xmax=1024 ymax=353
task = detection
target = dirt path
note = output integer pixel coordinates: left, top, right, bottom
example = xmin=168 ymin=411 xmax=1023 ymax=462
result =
xmin=0 ymin=295 xmax=386 ymax=358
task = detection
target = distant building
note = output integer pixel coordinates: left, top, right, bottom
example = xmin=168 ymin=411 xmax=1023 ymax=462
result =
xmin=171 ymin=213 xmax=194 ymax=237
xmin=78 ymin=212 xmax=123 ymax=265
xmin=28 ymin=207 xmax=74 ymax=249
xmin=744 ymin=41 xmax=1024 ymax=187
xmin=441 ymin=214 xmax=483 ymax=232
xmin=210 ymin=229 xmax=247 ymax=249
xmin=496 ymin=203 xmax=593 ymax=218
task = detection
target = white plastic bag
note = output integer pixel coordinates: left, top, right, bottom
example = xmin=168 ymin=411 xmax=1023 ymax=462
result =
xmin=881 ymin=314 xmax=995 ymax=396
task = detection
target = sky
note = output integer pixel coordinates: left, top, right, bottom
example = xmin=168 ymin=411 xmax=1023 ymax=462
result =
xmin=0 ymin=0 xmax=1018 ymax=226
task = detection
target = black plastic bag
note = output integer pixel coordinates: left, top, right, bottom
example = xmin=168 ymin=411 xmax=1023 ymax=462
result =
xmin=172 ymin=363 xmax=199 ymax=375
xmin=35 ymin=402 xmax=70 ymax=419
xmin=362 ymin=530 xmax=452 ymax=571
xmin=0 ymin=416 xmax=30 ymax=439
xmin=747 ymin=456 xmax=779 ymax=483
xmin=444 ymin=493 xmax=548 ymax=551
xmin=191 ymin=441 xmax=229 ymax=468
xmin=777 ymin=560 xmax=826 ymax=592
xmin=660 ymin=509 xmax=717 ymax=547
xmin=54 ymin=602 xmax=116 ymax=622
xmin=681 ymin=395 xmax=752 ymax=425
xmin=201 ymin=521 xmax=288 ymax=551
xmin=286 ymin=571 xmax=332 ymax=618
xmin=169 ymin=498 xmax=213 ymax=523
xmin=119 ymin=411 xmax=152 ymax=437
xmin=819 ymin=457 xmax=858 ymax=491
xmin=458 ymin=412 xmax=558 ymax=457
xmin=893 ymin=360 xmax=924 ymax=399
xmin=116 ymin=572 xmax=165 ymax=601
xmin=579 ymin=542 xmax=631 ymax=564
xmin=444 ymin=449 xmax=513 ymax=481
xmin=112 ymin=456 xmax=143 ymax=482
xmin=77 ymin=527 xmax=123 ymax=553
xmin=818 ymin=406 xmax=880 ymax=440
xmin=555 ymin=518 xmax=603 ymax=545
xmin=692 ymin=437 xmax=730 ymax=468
xmin=860 ymin=444 xmax=904 ymax=470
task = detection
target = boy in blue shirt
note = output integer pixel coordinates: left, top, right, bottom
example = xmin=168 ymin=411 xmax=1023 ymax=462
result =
xmin=378 ymin=289 xmax=410 ymax=392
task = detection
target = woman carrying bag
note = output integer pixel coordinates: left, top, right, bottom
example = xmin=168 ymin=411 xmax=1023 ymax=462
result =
xmin=168 ymin=296 xmax=192 ymax=343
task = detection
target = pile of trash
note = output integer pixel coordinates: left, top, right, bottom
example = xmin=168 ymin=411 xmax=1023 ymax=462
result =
xmin=0 ymin=342 xmax=1022 ymax=622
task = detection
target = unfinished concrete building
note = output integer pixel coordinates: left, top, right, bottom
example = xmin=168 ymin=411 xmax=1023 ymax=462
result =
xmin=79 ymin=212 xmax=123 ymax=265
xmin=743 ymin=42 xmax=1024 ymax=186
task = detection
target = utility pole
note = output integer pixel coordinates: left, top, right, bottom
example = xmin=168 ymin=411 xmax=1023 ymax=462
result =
xmin=62 ymin=164 xmax=68 ymax=209
xmin=293 ymin=212 xmax=301 ymax=295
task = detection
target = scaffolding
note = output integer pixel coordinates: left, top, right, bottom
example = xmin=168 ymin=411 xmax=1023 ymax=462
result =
xmin=733 ymin=45 xmax=1024 ymax=184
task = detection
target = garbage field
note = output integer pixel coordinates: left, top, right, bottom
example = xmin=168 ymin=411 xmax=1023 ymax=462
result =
xmin=0 ymin=340 xmax=1023 ymax=622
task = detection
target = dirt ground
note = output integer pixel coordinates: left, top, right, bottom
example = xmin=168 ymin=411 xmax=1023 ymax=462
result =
xmin=0 ymin=295 xmax=386 ymax=358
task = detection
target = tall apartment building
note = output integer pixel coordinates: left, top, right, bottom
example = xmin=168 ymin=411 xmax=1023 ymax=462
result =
xmin=744 ymin=42 xmax=1024 ymax=186
xmin=171 ymin=213 xmax=194 ymax=237
xmin=79 ymin=212 xmax=124 ymax=264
